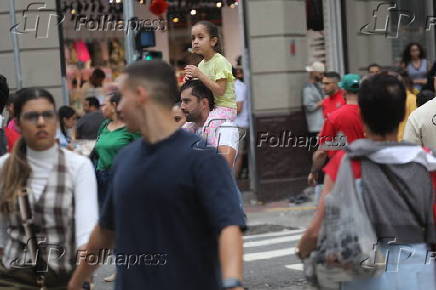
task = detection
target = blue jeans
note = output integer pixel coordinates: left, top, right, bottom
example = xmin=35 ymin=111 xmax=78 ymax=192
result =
xmin=96 ymin=169 xmax=111 ymax=211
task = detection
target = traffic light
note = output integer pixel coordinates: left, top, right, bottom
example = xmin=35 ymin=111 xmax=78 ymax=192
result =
xmin=141 ymin=50 xmax=163 ymax=61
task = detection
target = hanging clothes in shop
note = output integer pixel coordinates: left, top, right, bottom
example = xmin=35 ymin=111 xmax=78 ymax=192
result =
xmin=74 ymin=40 xmax=91 ymax=63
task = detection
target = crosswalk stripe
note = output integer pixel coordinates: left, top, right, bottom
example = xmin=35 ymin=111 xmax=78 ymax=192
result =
xmin=244 ymin=247 xmax=296 ymax=262
xmin=243 ymin=229 xmax=305 ymax=240
xmin=244 ymin=234 xmax=302 ymax=248
xmin=285 ymin=264 xmax=304 ymax=271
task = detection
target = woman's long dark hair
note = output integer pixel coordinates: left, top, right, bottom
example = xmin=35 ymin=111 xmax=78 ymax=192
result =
xmin=401 ymin=42 xmax=426 ymax=66
xmin=0 ymin=88 xmax=55 ymax=212
xmin=58 ymin=105 xmax=76 ymax=139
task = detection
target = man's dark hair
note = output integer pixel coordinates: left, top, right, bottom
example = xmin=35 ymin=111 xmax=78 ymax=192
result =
xmin=324 ymin=71 xmax=341 ymax=81
xmin=416 ymin=90 xmax=434 ymax=107
xmin=85 ymin=97 xmax=100 ymax=108
xmin=0 ymin=74 xmax=9 ymax=113
xmin=359 ymin=74 xmax=406 ymax=136
xmin=123 ymin=60 xmax=178 ymax=108
xmin=368 ymin=63 xmax=381 ymax=71
xmin=180 ymin=80 xmax=215 ymax=111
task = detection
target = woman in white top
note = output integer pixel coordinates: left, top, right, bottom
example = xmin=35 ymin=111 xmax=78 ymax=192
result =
xmin=0 ymin=88 xmax=98 ymax=288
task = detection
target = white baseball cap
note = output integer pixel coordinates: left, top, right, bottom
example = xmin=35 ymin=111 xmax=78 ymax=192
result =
xmin=306 ymin=61 xmax=325 ymax=72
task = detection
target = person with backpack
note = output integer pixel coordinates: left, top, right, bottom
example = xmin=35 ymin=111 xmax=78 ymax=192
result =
xmin=297 ymin=74 xmax=436 ymax=290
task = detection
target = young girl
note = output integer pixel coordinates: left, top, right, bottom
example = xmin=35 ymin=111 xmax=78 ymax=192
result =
xmin=57 ymin=105 xmax=77 ymax=150
xmin=184 ymin=21 xmax=237 ymax=131
xmin=0 ymin=88 xmax=98 ymax=288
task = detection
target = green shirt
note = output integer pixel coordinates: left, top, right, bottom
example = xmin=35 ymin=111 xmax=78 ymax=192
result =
xmin=198 ymin=53 xmax=236 ymax=109
xmin=94 ymin=122 xmax=140 ymax=170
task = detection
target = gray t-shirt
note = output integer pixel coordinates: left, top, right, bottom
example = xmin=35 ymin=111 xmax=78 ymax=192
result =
xmin=76 ymin=111 xmax=106 ymax=140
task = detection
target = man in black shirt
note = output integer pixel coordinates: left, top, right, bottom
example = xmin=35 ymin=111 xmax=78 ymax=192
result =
xmin=68 ymin=61 xmax=246 ymax=290
xmin=76 ymin=97 xmax=105 ymax=140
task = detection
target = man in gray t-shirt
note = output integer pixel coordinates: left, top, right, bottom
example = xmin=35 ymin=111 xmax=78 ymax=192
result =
xmin=76 ymin=97 xmax=105 ymax=140
xmin=303 ymin=61 xmax=325 ymax=134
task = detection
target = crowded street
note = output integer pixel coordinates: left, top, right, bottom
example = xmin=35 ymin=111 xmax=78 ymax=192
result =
xmin=0 ymin=0 xmax=436 ymax=290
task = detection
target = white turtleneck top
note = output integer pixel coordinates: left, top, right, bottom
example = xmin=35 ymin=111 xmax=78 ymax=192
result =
xmin=0 ymin=144 xmax=98 ymax=248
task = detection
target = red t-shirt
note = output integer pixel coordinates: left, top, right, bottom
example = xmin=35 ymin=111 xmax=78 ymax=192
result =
xmin=5 ymin=127 xmax=21 ymax=152
xmin=323 ymin=150 xmax=361 ymax=181
xmin=318 ymin=104 xmax=365 ymax=157
xmin=321 ymin=89 xmax=346 ymax=119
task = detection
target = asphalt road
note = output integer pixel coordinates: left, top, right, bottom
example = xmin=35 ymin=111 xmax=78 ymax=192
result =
xmin=91 ymin=198 xmax=317 ymax=290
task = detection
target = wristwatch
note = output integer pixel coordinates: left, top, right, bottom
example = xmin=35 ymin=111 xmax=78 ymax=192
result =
xmin=222 ymin=278 xmax=243 ymax=289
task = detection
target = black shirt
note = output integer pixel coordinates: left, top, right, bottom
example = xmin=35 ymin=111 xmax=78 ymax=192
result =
xmin=99 ymin=129 xmax=246 ymax=290
xmin=76 ymin=111 xmax=105 ymax=139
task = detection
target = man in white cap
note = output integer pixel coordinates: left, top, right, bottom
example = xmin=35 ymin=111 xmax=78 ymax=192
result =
xmin=303 ymin=61 xmax=325 ymax=139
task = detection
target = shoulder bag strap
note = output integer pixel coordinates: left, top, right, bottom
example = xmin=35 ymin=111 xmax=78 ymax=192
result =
xmin=17 ymin=188 xmax=47 ymax=289
xmin=378 ymin=163 xmax=425 ymax=229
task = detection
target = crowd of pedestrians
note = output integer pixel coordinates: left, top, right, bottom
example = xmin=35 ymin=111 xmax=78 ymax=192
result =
xmin=0 ymin=22 xmax=434 ymax=290
xmin=300 ymin=42 xmax=436 ymax=289
xmin=0 ymin=20 xmax=248 ymax=290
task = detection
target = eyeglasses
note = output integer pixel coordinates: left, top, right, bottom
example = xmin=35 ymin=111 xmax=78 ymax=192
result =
xmin=21 ymin=110 xmax=56 ymax=123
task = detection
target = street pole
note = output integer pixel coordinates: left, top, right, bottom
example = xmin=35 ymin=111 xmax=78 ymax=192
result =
xmin=239 ymin=0 xmax=258 ymax=194
xmin=124 ymin=0 xmax=136 ymax=64
xmin=56 ymin=0 xmax=69 ymax=105
xmin=9 ymin=0 xmax=23 ymax=90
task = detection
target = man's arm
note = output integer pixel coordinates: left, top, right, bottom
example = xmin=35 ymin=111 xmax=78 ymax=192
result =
xmin=68 ymin=226 xmax=114 ymax=290
xmin=236 ymin=101 xmax=243 ymax=115
xmin=218 ymin=145 xmax=237 ymax=169
xmin=307 ymin=150 xmax=328 ymax=186
xmin=219 ymin=225 xmax=244 ymax=290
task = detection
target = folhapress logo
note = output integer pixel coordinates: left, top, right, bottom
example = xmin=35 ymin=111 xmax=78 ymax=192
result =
xmin=10 ymin=2 xmax=65 ymax=39
xmin=360 ymin=2 xmax=415 ymax=38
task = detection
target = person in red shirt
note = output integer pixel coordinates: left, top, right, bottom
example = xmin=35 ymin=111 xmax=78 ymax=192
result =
xmin=4 ymin=127 xmax=20 ymax=152
xmin=321 ymin=71 xmax=346 ymax=119
xmin=5 ymin=94 xmax=21 ymax=152
xmin=297 ymin=74 xmax=436 ymax=290
xmin=308 ymin=74 xmax=365 ymax=186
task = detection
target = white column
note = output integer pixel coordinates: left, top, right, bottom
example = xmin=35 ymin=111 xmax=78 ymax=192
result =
xmin=221 ymin=6 xmax=243 ymax=66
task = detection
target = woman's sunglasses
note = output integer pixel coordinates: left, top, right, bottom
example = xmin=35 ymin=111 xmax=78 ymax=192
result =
xmin=21 ymin=110 xmax=56 ymax=123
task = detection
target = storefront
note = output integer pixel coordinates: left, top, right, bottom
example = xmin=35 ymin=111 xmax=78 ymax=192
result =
xmin=58 ymin=0 xmax=243 ymax=112
xmin=243 ymin=0 xmax=436 ymax=202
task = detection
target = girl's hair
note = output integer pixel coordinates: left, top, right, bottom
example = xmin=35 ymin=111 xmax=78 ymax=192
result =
xmin=194 ymin=21 xmax=222 ymax=54
xmin=0 ymin=88 xmax=55 ymax=212
xmin=401 ymin=42 xmax=426 ymax=66
xmin=58 ymin=105 xmax=76 ymax=138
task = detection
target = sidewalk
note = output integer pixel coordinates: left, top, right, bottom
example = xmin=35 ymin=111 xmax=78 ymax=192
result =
xmin=242 ymin=190 xmax=316 ymax=231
